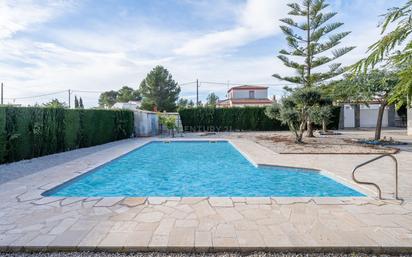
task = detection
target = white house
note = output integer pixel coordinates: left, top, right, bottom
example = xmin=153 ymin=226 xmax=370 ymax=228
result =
xmin=340 ymin=102 xmax=406 ymax=129
xmin=112 ymin=101 xmax=141 ymax=110
xmin=409 ymin=108 xmax=412 ymax=135
xmin=217 ymin=85 xmax=274 ymax=107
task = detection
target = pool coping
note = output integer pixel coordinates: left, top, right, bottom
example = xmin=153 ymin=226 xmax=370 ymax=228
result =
xmin=38 ymin=138 xmax=376 ymax=204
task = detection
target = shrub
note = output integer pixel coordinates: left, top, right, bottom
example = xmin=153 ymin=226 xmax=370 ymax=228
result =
xmin=158 ymin=113 xmax=177 ymax=137
xmin=0 ymin=107 xmax=134 ymax=164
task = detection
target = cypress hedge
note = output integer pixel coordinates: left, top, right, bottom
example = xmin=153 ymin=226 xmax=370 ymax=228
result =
xmin=0 ymin=107 xmax=134 ymax=164
xmin=329 ymin=106 xmax=341 ymax=130
xmin=178 ymin=107 xmax=289 ymax=132
xmin=178 ymin=106 xmax=341 ymax=132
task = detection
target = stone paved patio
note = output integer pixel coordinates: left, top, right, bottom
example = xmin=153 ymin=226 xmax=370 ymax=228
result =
xmin=0 ymin=131 xmax=411 ymax=253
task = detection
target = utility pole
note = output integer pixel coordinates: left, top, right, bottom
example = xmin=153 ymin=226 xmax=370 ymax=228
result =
xmin=196 ymin=79 xmax=199 ymax=106
xmin=1 ymin=83 xmax=3 ymax=105
xmin=68 ymin=89 xmax=71 ymax=108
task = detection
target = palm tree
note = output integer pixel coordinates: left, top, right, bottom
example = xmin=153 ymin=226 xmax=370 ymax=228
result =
xmin=352 ymin=0 xmax=412 ymax=106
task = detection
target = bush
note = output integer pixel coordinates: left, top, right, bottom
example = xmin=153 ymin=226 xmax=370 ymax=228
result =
xmin=329 ymin=106 xmax=341 ymax=130
xmin=0 ymin=107 xmax=134 ymax=164
xmin=178 ymin=107 xmax=289 ymax=132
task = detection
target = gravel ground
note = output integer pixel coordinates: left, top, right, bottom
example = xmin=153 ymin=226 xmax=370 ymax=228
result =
xmin=1 ymin=252 xmax=411 ymax=257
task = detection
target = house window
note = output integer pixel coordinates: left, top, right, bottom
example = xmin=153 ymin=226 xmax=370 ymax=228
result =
xmin=249 ymin=91 xmax=255 ymax=99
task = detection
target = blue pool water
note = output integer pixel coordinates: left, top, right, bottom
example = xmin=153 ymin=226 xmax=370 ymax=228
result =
xmin=45 ymin=141 xmax=364 ymax=197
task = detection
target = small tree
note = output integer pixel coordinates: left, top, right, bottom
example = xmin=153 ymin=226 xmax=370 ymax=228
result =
xmin=79 ymin=97 xmax=84 ymax=109
xmin=139 ymin=66 xmax=181 ymax=112
xmin=206 ymin=93 xmax=219 ymax=107
xmin=158 ymin=114 xmax=177 ymax=137
xmin=332 ymin=69 xmax=398 ymax=140
xmin=177 ymin=98 xmax=189 ymax=110
xmin=43 ymin=99 xmax=67 ymax=108
xmin=265 ymin=88 xmax=323 ymax=143
xmin=74 ymin=96 xmax=79 ymax=108
xmin=98 ymin=90 xmax=118 ymax=108
xmin=117 ymin=86 xmax=141 ymax=103
xmin=188 ymin=100 xmax=195 ymax=108
xmin=310 ymin=105 xmax=333 ymax=133
xmin=274 ymin=0 xmax=355 ymax=137
xmin=266 ymin=100 xmax=306 ymax=143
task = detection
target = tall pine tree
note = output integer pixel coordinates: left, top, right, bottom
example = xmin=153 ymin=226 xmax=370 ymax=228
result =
xmin=274 ymin=0 xmax=355 ymax=136
xmin=139 ymin=66 xmax=181 ymax=112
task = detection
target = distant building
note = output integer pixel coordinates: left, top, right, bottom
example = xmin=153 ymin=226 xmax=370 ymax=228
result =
xmin=112 ymin=101 xmax=141 ymax=110
xmin=217 ymin=85 xmax=274 ymax=108
xmin=340 ymin=101 xmax=406 ymax=129
xmin=408 ymin=108 xmax=412 ymax=135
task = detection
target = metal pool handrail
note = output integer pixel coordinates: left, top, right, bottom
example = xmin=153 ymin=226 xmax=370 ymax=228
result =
xmin=352 ymin=154 xmax=401 ymax=201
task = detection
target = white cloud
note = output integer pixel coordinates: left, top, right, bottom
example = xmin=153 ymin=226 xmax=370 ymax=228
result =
xmin=0 ymin=0 xmax=72 ymax=39
xmin=0 ymin=0 xmax=400 ymax=107
xmin=174 ymin=0 xmax=290 ymax=56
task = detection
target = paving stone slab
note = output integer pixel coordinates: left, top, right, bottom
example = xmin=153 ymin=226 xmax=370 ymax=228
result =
xmin=94 ymin=197 xmax=124 ymax=207
xmin=121 ymin=198 xmax=146 ymax=207
xmin=209 ymin=197 xmax=233 ymax=207
xmin=246 ymin=197 xmax=272 ymax=205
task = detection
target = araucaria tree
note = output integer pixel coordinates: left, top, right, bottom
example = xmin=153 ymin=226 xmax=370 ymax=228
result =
xmin=139 ymin=66 xmax=181 ymax=112
xmin=274 ymin=0 xmax=355 ymax=136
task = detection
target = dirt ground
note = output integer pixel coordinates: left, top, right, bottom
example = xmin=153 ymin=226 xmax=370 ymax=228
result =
xmin=187 ymin=129 xmax=410 ymax=154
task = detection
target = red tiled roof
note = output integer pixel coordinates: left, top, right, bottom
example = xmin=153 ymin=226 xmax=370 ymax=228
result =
xmin=228 ymin=85 xmax=268 ymax=92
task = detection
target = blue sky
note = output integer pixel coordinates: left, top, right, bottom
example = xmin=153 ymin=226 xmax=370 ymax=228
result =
xmin=0 ymin=0 xmax=404 ymax=107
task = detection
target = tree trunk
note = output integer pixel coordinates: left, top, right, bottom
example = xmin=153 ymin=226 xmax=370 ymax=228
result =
xmin=296 ymin=121 xmax=306 ymax=143
xmin=322 ymin=119 xmax=327 ymax=133
xmin=306 ymin=120 xmax=315 ymax=137
xmin=375 ymin=102 xmax=387 ymax=141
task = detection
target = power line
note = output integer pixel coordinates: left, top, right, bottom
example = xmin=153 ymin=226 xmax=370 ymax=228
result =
xmin=179 ymin=81 xmax=197 ymax=86
xmin=3 ymin=90 xmax=67 ymax=100
xmin=199 ymin=81 xmax=297 ymax=87
xmin=72 ymin=90 xmax=106 ymax=93
xmin=3 ymin=81 xmax=296 ymax=101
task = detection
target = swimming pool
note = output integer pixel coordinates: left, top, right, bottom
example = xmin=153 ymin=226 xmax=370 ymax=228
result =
xmin=44 ymin=141 xmax=364 ymax=197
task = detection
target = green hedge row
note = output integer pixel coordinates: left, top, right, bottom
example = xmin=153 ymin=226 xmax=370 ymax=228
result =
xmin=178 ymin=107 xmax=289 ymax=131
xmin=329 ymin=106 xmax=341 ymax=130
xmin=0 ymin=107 xmax=134 ymax=164
xmin=178 ymin=106 xmax=341 ymax=132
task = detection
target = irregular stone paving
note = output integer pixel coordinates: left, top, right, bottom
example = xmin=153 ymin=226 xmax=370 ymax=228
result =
xmin=0 ymin=135 xmax=411 ymax=252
